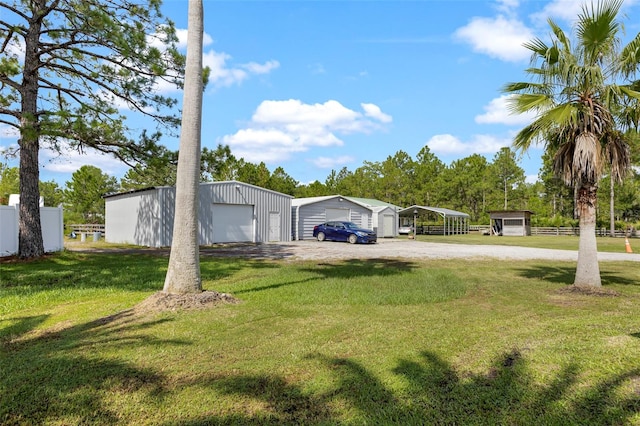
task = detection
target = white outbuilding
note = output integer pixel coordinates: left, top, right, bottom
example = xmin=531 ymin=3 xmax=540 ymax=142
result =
xmin=104 ymin=181 xmax=292 ymax=247
xmin=343 ymin=197 xmax=400 ymax=238
xmin=291 ymin=195 xmax=399 ymax=240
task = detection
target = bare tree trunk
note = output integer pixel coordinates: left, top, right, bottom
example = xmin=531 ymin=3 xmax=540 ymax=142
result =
xmin=18 ymin=0 xmax=45 ymax=258
xmin=504 ymin=180 xmax=508 ymax=210
xmin=574 ymin=184 xmax=601 ymax=287
xmin=163 ymin=0 xmax=204 ymax=294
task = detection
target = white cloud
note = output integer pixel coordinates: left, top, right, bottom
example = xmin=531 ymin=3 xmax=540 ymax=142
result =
xmin=203 ymin=51 xmax=279 ymax=88
xmin=0 ymin=125 xmax=20 ymax=139
xmin=454 ymin=15 xmax=533 ymax=62
xmin=475 ymin=95 xmax=537 ymax=126
xmin=242 ymin=60 xmax=280 ymax=75
xmin=174 ymin=28 xmax=214 ymax=49
xmin=361 ymin=103 xmax=393 ymax=123
xmin=495 ymin=0 xmax=519 ymax=15
xmin=220 ymin=99 xmax=392 ymax=164
xmin=311 ymin=156 xmax=355 ymax=169
xmin=529 ymin=0 xmax=584 ymax=24
xmin=426 ymin=133 xmax=511 ymax=155
xmin=525 ymin=173 xmax=539 ymax=184
xmin=40 ymin=143 xmax=128 ymax=177
xmin=149 ymin=28 xmax=278 ymax=92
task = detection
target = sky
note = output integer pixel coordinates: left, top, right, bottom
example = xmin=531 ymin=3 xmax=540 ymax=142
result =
xmin=2 ymin=0 xmax=640 ymax=187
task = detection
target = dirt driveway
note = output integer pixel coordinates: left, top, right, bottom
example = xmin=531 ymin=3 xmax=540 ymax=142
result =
xmin=68 ymin=238 xmax=640 ymax=262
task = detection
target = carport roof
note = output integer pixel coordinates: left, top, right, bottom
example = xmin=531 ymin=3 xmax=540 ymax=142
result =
xmin=398 ymin=205 xmax=470 ymax=218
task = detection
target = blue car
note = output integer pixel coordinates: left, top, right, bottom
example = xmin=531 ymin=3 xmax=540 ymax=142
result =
xmin=312 ymin=221 xmax=377 ymax=244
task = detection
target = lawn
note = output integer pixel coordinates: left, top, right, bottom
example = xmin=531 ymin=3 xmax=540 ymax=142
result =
xmin=1 ymin=248 xmax=640 ymax=424
xmin=412 ymin=232 xmax=637 ymax=253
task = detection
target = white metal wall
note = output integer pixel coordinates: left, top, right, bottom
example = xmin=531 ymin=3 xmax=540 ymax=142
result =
xmin=0 ymin=206 xmax=18 ymax=256
xmin=105 ymin=181 xmax=292 ymax=247
xmin=197 ymin=182 xmax=292 ymax=244
xmin=0 ymin=205 xmax=64 ymax=257
xmin=105 ymin=189 xmax=163 ymax=247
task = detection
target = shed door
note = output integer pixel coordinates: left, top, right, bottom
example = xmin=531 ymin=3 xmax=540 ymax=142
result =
xmin=268 ymin=212 xmax=281 ymax=242
xmin=383 ymin=214 xmax=395 ymax=237
xmin=212 ymin=204 xmax=254 ymax=243
xmin=360 ymin=212 xmax=370 ymax=229
xmin=325 ymin=208 xmax=349 ymax=222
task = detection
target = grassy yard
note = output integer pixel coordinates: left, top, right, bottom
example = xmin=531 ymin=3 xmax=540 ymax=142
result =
xmin=1 ymin=248 xmax=640 ymax=424
xmin=412 ymin=232 xmax=637 ymax=253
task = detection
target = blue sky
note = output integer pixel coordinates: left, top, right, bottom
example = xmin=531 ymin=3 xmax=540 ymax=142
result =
xmin=2 ymin=0 xmax=640 ymax=187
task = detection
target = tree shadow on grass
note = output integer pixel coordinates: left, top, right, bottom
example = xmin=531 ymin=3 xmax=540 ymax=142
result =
xmin=0 ymin=310 xmax=186 ymax=424
xmin=169 ymin=350 xmax=640 ymax=425
xmin=232 ymin=259 xmax=420 ymax=296
xmin=302 ymin=258 xmax=419 ymax=279
xmin=515 ymin=264 xmax=639 ymax=286
xmin=1 ymin=251 xmax=273 ymax=295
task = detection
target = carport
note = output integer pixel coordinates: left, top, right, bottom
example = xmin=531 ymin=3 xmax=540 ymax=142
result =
xmin=398 ymin=205 xmax=470 ymax=235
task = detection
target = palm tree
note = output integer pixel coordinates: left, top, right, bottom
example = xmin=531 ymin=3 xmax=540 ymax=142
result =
xmin=163 ymin=0 xmax=204 ymax=294
xmin=504 ymin=0 xmax=640 ymax=287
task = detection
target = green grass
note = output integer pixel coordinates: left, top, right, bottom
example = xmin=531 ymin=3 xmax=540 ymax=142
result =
xmin=412 ymin=232 xmax=637 ymax=253
xmin=1 ymin=250 xmax=640 ymax=425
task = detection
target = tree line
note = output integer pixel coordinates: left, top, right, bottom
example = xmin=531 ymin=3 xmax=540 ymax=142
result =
xmin=2 ymin=140 xmax=638 ymax=228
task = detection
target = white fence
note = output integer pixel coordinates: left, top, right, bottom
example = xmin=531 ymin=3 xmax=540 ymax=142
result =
xmin=0 ymin=205 xmax=64 ymax=257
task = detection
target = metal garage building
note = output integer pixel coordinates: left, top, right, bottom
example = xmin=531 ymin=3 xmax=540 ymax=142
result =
xmin=291 ymin=195 xmax=398 ymax=240
xmin=105 ymin=181 xmax=292 ymax=247
xmin=344 ymin=197 xmax=400 ymax=238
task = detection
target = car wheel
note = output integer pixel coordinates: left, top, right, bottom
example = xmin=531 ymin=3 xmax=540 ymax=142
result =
xmin=348 ymin=234 xmax=358 ymax=244
xmin=317 ymin=232 xmax=326 ymax=242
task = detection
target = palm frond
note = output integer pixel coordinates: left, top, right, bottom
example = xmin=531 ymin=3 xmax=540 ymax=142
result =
xmin=539 ymin=103 xmax=578 ymax=128
xmin=553 ymin=139 xmax=576 ymax=185
xmin=573 ymin=132 xmax=603 ymax=184
xmin=619 ymin=33 xmax=640 ymax=76
xmin=548 ymin=19 xmax=571 ymax=53
xmin=523 ymin=37 xmax=550 ymax=57
xmin=576 ymin=0 xmax=623 ymax=65
xmin=604 ymin=129 xmax=631 ymax=182
xmin=502 ymin=81 xmax=541 ymax=93
xmin=619 ymin=85 xmax=640 ymax=101
xmin=512 ymin=122 xmax=543 ymax=151
xmin=508 ymin=93 xmax=551 ymax=114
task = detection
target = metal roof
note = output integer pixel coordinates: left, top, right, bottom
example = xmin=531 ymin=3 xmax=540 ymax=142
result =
xmin=398 ymin=205 xmax=470 ymax=218
xmin=291 ymin=195 xmax=345 ymax=207
xmin=344 ymin=197 xmax=401 ymax=210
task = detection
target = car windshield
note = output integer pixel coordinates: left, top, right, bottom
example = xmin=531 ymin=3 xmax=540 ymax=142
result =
xmin=342 ymin=222 xmax=359 ymax=229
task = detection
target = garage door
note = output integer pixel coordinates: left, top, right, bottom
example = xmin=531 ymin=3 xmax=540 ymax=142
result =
xmin=212 ymin=204 xmax=254 ymax=243
xmin=325 ymin=208 xmax=349 ymax=222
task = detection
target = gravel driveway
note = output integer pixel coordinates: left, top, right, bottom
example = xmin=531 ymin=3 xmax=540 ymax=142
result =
xmin=276 ymin=238 xmax=640 ymax=262
xmin=67 ymin=238 xmax=640 ymax=262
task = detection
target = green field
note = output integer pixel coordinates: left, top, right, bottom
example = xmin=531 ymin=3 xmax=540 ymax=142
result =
xmin=1 ymin=243 xmax=639 ymax=424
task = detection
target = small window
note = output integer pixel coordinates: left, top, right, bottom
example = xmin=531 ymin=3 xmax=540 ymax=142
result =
xmin=504 ymin=219 xmax=523 ymax=226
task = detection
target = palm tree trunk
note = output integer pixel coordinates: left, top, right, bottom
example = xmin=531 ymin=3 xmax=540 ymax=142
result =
xmin=163 ymin=0 xmax=204 ymax=294
xmin=574 ymin=184 xmax=601 ymax=287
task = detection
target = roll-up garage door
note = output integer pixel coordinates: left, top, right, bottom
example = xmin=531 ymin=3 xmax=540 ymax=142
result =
xmin=325 ymin=208 xmax=349 ymax=222
xmin=212 ymin=204 xmax=254 ymax=243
